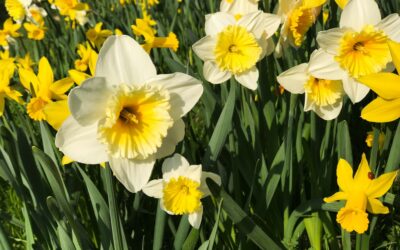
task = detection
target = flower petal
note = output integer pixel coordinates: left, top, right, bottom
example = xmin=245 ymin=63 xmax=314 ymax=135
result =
xmin=367 ymin=198 xmax=389 ymax=214
xmin=55 ymin=116 xmax=108 ymax=164
xmin=361 ymin=97 xmax=400 ymax=122
xmin=142 ymin=179 xmax=163 ymax=199
xmin=200 ymin=171 xmax=221 ymax=197
xmin=109 ymin=157 xmax=155 ymax=193
xmin=337 ymin=158 xmax=354 ymax=192
xmin=366 ymin=171 xmax=397 ymax=198
xmin=261 ymin=13 xmax=281 ymax=39
xmin=339 ymin=0 xmax=381 ymax=31
xmin=220 ymin=0 xmax=259 ymax=17
xmin=153 ymin=119 xmax=185 ymax=160
xmin=38 ymin=57 xmax=54 ymax=87
xmin=43 ymin=100 xmax=70 ymax=130
xmin=203 ymin=61 xmax=232 ymax=84
xmin=192 ymin=36 xmax=216 ymax=61
xmin=147 ymin=73 xmax=203 ymax=119
xmin=353 ymin=153 xmax=372 ymax=189
xmin=188 ymin=206 xmax=203 ymax=229
xmin=162 ymin=153 xmax=190 ymax=175
xmin=96 ymin=35 xmax=156 ymax=87
xmin=317 ymin=28 xmax=347 ymax=54
xmin=237 ymin=11 xmax=276 ymax=39
xmin=388 ymin=40 xmax=400 ymax=72
xmin=313 ymin=100 xmax=343 ymax=120
xmin=68 ymin=77 xmax=112 ymax=126
xmin=277 ymin=63 xmax=308 ymax=94
xmin=358 ymin=73 xmax=400 ymax=99
xmin=342 ymin=77 xmax=370 ymax=103
xmin=308 ymin=49 xmax=347 ymax=80
xmin=162 ymin=154 xmax=202 ymax=183
xmin=376 ymin=14 xmax=400 ymax=42
xmin=323 ymin=191 xmax=348 ymax=203
xmin=205 ymin=12 xmax=236 ymax=36
xmin=234 ymin=66 xmax=259 ymax=90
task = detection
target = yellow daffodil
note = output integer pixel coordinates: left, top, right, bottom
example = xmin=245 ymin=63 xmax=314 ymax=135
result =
xmin=192 ymin=11 xmax=280 ymax=90
xmin=24 ymin=22 xmax=46 ymax=40
xmin=276 ymin=0 xmax=326 ymax=54
xmin=74 ymin=43 xmax=94 ymax=72
xmin=131 ymin=19 xmax=179 ymax=53
xmin=86 ymin=23 xmax=113 ymax=49
xmin=17 ymin=53 xmax=34 ymax=71
xmin=143 ymin=154 xmax=221 ymax=228
xmin=55 ymin=35 xmax=203 ymax=192
xmin=53 ymin=0 xmax=89 ymax=26
xmin=28 ymin=4 xmax=48 ymax=24
xmin=316 ymin=0 xmax=400 ymax=103
xmin=5 ymin=0 xmax=32 ymax=22
xmin=277 ymin=49 xmax=345 ymax=120
xmin=0 ymin=50 xmax=17 ymax=78
xmin=0 ymin=72 xmax=24 ymax=116
xmin=324 ymin=154 xmax=397 ymax=234
xmin=358 ymin=41 xmax=400 ymax=122
xmin=0 ymin=18 xmax=21 ymax=49
xmin=19 ymin=57 xmax=74 ymax=129
xmin=365 ymin=131 xmax=385 ymax=150
xmin=69 ymin=48 xmax=98 ymax=85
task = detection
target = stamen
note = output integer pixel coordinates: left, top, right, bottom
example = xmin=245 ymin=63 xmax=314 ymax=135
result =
xmin=119 ymin=108 xmax=139 ymax=124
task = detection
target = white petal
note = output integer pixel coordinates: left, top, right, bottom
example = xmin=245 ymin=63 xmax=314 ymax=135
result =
xmin=153 ymin=119 xmax=185 ymax=160
xmin=276 ymin=64 xmax=308 ymax=94
xmin=304 ymin=93 xmax=314 ymax=112
xmin=200 ymin=171 xmax=221 ymax=197
xmin=308 ymin=49 xmax=347 ymax=80
xmin=162 ymin=154 xmax=202 ymax=183
xmin=192 ymin=36 xmax=216 ymax=61
xmin=265 ymin=38 xmax=275 ymax=56
xmin=188 ymin=206 xmax=203 ymax=229
xmin=314 ymin=100 xmax=343 ymax=120
xmin=237 ymin=11 xmax=266 ymax=38
xmin=142 ymin=179 xmax=163 ymax=198
xmin=342 ymin=76 xmax=370 ymax=103
xmin=220 ymin=0 xmax=259 ymax=16
xmin=234 ymin=67 xmax=259 ymax=90
xmin=262 ymin=13 xmax=281 ymax=39
xmin=162 ymin=153 xmax=190 ymax=175
xmin=317 ymin=28 xmax=347 ymax=54
xmin=339 ymin=0 xmax=381 ymax=31
xmin=109 ymin=157 xmax=155 ymax=193
xmin=68 ymin=77 xmax=112 ymax=126
xmin=205 ymin=12 xmax=236 ymax=36
xmin=203 ymin=61 xmax=232 ymax=84
xmin=96 ymin=35 xmax=156 ymax=87
xmin=376 ymin=14 xmax=400 ymax=42
xmin=55 ymin=116 xmax=108 ymax=164
xmin=147 ymin=73 xmax=203 ymax=119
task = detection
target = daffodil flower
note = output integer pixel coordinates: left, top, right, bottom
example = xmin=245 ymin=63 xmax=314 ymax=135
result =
xmin=192 ymin=11 xmax=280 ymax=90
xmin=359 ymin=41 xmax=400 ymax=122
xmin=24 ymin=22 xmax=46 ymax=40
xmin=55 ymin=35 xmax=203 ymax=193
xmin=86 ymin=23 xmax=113 ymax=49
xmin=19 ymin=57 xmax=74 ymax=129
xmin=0 ymin=18 xmax=21 ymax=49
xmin=142 ymin=154 xmax=221 ymax=228
xmin=5 ymin=0 xmax=47 ymax=24
xmin=324 ymin=154 xmax=397 ymax=234
xmin=74 ymin=43 xmax=95 ymax=72
xmin=16 ymin=53 xmax=34 ymax=71
xmin=53 ymin=0 xmax=89 ymax=26
xmin=277 ymin=49 xmax=345 ymax=120
xmin=0 ymin=72 xmax=24 ymax=116
xmin=0 ymin=50 xmax=17 ymax=78
xmin=316 ymin=0 xmax=400 ymax=103
xmin=69 ymin=48 xmax=98 ymax=85
xmin=220 ymin=0 xmax=259 ymax=20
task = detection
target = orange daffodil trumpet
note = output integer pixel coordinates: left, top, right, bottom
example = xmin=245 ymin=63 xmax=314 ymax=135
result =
xmin=316 ymin=0 xmax=400 ymax=103
xmin=359 ymin=41 xmax=400 ymax=122
xmin=143 ymin=154 xmax=221 ymax=228
xmin=192 ymin=11 xmax=280 ymax=90
xmin=324 ymin=154 xmax=397 ymax=234
xmin=277 ymin=49 xmax=345 ymax=120
xmin=55 ymin=35 xmax=203 ymax=193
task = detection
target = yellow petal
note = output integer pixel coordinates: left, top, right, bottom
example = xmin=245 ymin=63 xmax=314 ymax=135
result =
xmin=367 ymin=198 xmax=389 ymax=214
xmin=68 ymin=69 xmax=90 ymax=85
xmin=388 ymin=40 xmax=400 ymax=73
xmin=62 ymin=155 xmax=74 ymax=165
xmin=335 ymin=0 xmax=348 ymax=9
xmin=361 ymin=97 xmax=400 ymax=122
xmin=6 ymin=89 xmax=23 ymax=104
xmin=337 ymin=158 xmax=354 ymax=192
xmin=38 ymin=57 xmax=54 ymax=88
xmin=337 ymin=206 xmax=369 ymax=234
xmin=353 ymin=153 xmax=372 ymax=189
xmin=358 ymin=73 xmax=400 ymax=99
xmin=88 ymin=51 xmax=98 ymax=76
xmin=0 ymin=96 xmax=4 ymax=116
xmin=302 ymin=0 xmax=326 ymax=8
xmin=50 ymin=77 xmax=74 ymax=95
xmin=365 ymin=170 xmax=397 ymax=198
xmin=19 ymin=68 xmax=40 ymax=93
xmin=324 ymin=191 xmax=348 ymax=203
xmin=43 ymin=100 xmax=70 ymax=130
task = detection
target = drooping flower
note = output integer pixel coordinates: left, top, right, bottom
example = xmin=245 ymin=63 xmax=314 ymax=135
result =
xmin=86 ymin=23 xmax=113 ymax=49
xmin=143 ymin=154 xmax=221 ymax=228
xmin=220 ymin=0 xmax=259 ymax=20
xmin=324 ymin=154 xmax=397 ymax=234
xmin=277 ymin=49 xmax=345 ymax=120
xmin=192 ymin=11 xmax=280 ymax=90
xmin=316 ymin=0 xmax=400 ymax=103
xmin=131 ymin=18 xmax=179 ymax=53
xmin=55 ymin=35 xmax=203 ymax=192
xmin=19 ymin=57 xmax=74 ymax=129
xmin=358 ymin=41 xmax=400 ymax=122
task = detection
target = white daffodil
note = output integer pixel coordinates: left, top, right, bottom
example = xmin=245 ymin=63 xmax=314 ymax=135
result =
xmin=192 ymin=11 xmax=280 ymax=90
xmin=277 ymin=49 xmax=345 ymax=120
xmin=56 ymin=35 xmax=203 ymax=193
xmin=316 ymin=0 xmax=400 ymax=103
xmin=220 ymin=0 xmax=259 ymax=20
xmin=275 ymin=0 xmax=326 ymax=55
xmin=142 ymin=154 xmax=221 ymax=228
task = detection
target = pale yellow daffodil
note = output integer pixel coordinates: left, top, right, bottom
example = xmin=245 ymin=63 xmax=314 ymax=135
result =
xmin=359 ymin=41 xmax=400 ymax=122
xmin=19 ymin=57 xmax=74 ymax=130
xmin=324 ymin=154 xmax=397 ymax=234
